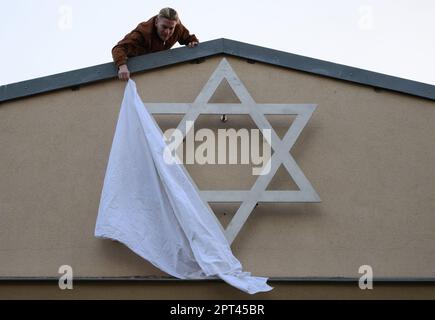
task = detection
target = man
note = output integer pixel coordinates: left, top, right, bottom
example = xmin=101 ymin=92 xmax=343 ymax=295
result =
xmin=112 ymin=7 xmax=199 ymax=80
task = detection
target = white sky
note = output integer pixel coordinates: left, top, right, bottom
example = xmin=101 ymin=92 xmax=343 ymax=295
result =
xmin=1 ymin=0 xmax=434 ymax=86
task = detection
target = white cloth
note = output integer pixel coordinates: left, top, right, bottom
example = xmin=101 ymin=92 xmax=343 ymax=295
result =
xmin=95 ymin=79 xmax=272 ymax=294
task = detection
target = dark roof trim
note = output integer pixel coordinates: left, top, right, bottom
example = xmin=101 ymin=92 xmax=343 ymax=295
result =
xmin=1 ymin=38 xmax=434 ymax=103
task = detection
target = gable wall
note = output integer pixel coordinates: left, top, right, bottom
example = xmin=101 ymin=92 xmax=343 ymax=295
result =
xmin=0 ymin=55 xmax=434 ymax=279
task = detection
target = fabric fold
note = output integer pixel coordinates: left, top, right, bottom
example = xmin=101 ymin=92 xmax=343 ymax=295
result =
xmin=95 ymin=79 xmax=272 ymax=294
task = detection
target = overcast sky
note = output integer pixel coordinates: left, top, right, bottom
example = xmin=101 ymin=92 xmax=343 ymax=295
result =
xmin=1 ymin=0 xmax=434 ymax=86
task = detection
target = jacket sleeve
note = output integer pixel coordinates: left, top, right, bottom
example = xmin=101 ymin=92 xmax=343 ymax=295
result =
xmin=112 ymin=29 xmax=149 ymax=68
xmin=177 ymin=22 xmax=199 ymax=45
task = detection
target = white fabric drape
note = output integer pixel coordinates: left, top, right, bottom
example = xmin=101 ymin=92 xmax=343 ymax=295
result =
xmin=95 ymin=80 xmax=272 ymax=294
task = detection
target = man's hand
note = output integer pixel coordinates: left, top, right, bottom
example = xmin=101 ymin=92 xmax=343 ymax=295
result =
xmin=187 ymin=41 xmax=198 ymax=48
xmin=118 ymin=64 xmax=130 ymax=81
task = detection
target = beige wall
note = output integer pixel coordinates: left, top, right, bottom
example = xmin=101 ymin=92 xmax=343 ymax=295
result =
xmin=1 ymin=55 xmax=434 ymax=281
xmin=1 ymin=282 xmax=435 ymax=300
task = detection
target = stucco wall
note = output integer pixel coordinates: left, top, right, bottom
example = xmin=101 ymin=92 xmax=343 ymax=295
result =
xmin=1 ymin=281 xmax=435 ymax=300
xmin=0 ymin=55 xmax=434 ymax=279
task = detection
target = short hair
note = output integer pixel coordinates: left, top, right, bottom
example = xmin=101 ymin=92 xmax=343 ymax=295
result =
xmin=158 ymin=7 xmax=179 ymax=21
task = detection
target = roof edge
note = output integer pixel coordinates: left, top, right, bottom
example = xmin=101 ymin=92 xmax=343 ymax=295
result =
xmin=222 ymin=38 xmax=435 ymax=101
xmin=0 ymin=39 xmax=224 ymax=103
xmin=0 ymin=38 xmax=434 ymax=103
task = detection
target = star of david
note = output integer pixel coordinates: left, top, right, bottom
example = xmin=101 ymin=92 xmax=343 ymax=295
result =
xmin=145 ymin=58 xmax=320 ymax=244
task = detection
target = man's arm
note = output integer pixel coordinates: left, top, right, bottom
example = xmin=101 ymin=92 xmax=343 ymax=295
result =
xmin=177 ymin=21 xmax=199 ymax=47
xmin=112 ymin=29 xmax=148 ymax=80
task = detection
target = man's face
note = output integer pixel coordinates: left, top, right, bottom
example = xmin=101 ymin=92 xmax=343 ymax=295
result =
xmin=155 ymin=17 xmax=177 ymax=41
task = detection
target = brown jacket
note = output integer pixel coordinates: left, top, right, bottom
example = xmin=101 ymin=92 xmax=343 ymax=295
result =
xmin=112 ymin=16 xmax=199 ymax=68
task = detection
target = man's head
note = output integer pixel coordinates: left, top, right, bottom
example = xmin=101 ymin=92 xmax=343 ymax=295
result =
xmin=155 ymin=7 xmax=179 ymax=42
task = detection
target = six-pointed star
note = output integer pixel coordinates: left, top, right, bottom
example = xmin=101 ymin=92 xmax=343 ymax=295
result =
xmin=145 ymin=58 xmax=320 ymax=244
